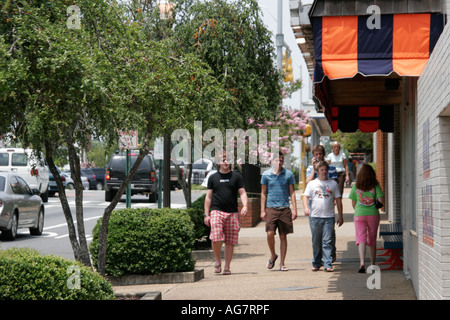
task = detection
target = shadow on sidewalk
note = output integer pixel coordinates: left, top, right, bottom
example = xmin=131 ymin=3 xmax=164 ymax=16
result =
xmin=327 ymin=240 xmax=416 ymax=300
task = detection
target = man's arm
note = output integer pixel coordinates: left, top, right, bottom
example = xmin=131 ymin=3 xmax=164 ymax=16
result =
xmin=302 ymin=195 xmax=310 ymax=216
xmin=335 ymin=197 xmax=343 ymax=227
xmin=204 ymin=189 xmax=213 ymax=226
xmin=306 ymin=165 xmax=315 ymax=184
xmin=289 ymin=184 xmax=297 ymax=220
xmin=239 ymin=187 xmax=248 ymax=216
xmin=260 ymin=184 xmax=267 ymax=221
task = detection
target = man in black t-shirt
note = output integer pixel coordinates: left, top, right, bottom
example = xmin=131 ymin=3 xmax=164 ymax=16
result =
xmin=204 ymin=157 xmax=248 ymax=275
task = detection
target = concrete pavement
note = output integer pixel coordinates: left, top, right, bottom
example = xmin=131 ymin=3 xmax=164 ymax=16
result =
xmin=113 ymin=189 xmax=416 ymax=300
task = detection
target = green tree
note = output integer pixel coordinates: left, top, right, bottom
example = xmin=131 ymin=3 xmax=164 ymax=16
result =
xmin=169 ymin=0 xmax=283 ymax=204
xmin=330 ymin=130 xmax=373 ymax=154
xmin=173 ymin=0 xmax=283 ymax=129
xmin=0 ymin=0 xmax=230 ymax=274
xmin=0 ymin=0 xmax=107 ymax=266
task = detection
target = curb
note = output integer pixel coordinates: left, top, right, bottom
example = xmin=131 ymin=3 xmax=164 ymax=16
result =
xmin=109 ymin=269 xmax=204 ymax=286
xmin=115 ymin=291 xmax=162 ymax=300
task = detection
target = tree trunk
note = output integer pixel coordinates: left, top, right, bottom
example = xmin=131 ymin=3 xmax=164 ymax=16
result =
xmin=97 ymin=126 xmax=153 ymax=276
xmin=44 ymin=142 xmax=91 ymax=267
xmin=174 ymin=161 xmax=191 ymax=208
xmin=67 ymin=142 xmax=92 ymax=266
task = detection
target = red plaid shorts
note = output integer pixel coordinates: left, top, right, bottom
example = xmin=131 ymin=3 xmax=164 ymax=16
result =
xmin=209 ymin=210 xmax=240 ymax=245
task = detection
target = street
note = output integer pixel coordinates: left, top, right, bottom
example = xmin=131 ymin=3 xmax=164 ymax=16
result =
xmin=0 ymin=189 xmax=205 ymax=261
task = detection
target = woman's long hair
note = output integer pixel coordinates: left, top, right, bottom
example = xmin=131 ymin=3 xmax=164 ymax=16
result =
xmin=356 ymin=164 xmax=379 ymax=191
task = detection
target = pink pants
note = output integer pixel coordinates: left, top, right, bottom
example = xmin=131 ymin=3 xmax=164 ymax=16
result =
xmin=354 ymin=215 xmax=380 ymax=247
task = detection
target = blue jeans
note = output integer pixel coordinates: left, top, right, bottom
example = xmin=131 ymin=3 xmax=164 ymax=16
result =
xmin=309 ymin=200 xmax=336 ymax=258
xmin=309 ymin=216 xmax=335 ymax=269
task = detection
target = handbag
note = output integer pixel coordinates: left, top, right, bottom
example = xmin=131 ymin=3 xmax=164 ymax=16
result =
xmin=373 ymin=188 xmax=383 ymax=209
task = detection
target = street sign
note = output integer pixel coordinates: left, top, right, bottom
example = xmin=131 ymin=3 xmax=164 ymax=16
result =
xmin=119 ymin=130 xmax=138 ymax=149
xmin=154 ymin=137 xmax=164 ymax=160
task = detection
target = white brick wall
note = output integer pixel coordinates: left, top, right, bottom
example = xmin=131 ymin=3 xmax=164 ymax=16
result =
xmin=417 ymin=18 xmax=450 ymax=299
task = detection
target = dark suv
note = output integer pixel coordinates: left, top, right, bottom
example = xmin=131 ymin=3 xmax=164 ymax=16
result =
xmin=104 ymin=151 xmax=158 ymax=202
xmin=90 ymin=167 xmax=106 ymax=190
xmin=80 ymin=168 xmax=98 ymax=190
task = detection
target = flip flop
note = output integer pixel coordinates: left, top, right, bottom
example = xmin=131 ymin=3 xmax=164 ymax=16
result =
xmin=280 ymin=266 xmax=289 ymax=271
xmin=266 ymin=255 xmax=278 ymax=269
xmin=311 ymin=267 xmax=320 ymax=272
xmin=223 ymin=269 xmax=231 ymax=275
xmin=324 ymin=267 xmax=334 ymax=272
xmin=214 ymin=263 xmax=222 ymax=274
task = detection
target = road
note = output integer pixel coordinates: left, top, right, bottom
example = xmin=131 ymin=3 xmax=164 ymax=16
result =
xmin=0 ymin=189 xmax=205 ymax=260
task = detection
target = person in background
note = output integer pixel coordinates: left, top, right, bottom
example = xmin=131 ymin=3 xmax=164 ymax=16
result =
xmin=306 ymin=145 xmax=337 ymax=184
xmin=303 ymin=161 xmax=343 ymax=272
xmin=347 ymin=156 xmax=355 ymax=187
xmin=348 ymin=164 xmax=384 ymax=273
xmin=326 ymin=142 xmax=349 ymax=196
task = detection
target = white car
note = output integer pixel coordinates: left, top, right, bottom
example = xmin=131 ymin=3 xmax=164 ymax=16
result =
xmin=192 ymin=158 xmax=215 ymax=184
xmin=201 ymin=170 xmax=217 ymax=188
xmin=0 ymin=148 xmax=49 ymax=202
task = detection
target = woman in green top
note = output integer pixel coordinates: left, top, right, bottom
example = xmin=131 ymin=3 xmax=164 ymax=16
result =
xmin=349 ymin=164 xmax=385 ymax=273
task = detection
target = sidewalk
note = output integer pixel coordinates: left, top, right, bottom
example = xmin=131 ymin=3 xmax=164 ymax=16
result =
xmin=113 ymin=190 xmax=416 ymax=300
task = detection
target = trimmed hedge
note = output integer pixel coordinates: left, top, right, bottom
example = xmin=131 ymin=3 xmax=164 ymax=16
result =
xmin=89 ymin=208 xmax=196 ymax=277
xmin=0 ymin=248 xmax=115 ymax=300
xmin=187 ymin=194 xmax=211 ymax=249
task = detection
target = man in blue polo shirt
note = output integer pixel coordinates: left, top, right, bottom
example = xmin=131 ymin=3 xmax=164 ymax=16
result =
xmin=261 ymin=153 xmax=297 ymax=271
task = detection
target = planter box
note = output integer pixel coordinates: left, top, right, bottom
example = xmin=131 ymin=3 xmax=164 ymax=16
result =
xmin=238 ymin=197 xmax=261 ymax=228
xmin=108 ymin=269 xmax=204 ymax=286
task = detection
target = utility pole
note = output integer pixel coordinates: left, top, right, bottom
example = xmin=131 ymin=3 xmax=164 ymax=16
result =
xmin=163 ymin=132 xmax=171 ymax=208
xmin=276 ymin=0 xmax=284 ymax=73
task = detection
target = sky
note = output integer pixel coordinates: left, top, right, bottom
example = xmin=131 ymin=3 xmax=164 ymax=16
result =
xmin=257 ymin=0 xmax=314 ymax=111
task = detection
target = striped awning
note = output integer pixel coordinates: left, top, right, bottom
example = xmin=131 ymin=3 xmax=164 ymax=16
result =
xmin=312 ymin=13 xmax=445 ymax=133
xmin=313 ymin=13 xmax=446 ymax=83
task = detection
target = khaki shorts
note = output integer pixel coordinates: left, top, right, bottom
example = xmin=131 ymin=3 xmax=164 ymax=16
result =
xmin=265 ymin=207 xmax=293 ymax=235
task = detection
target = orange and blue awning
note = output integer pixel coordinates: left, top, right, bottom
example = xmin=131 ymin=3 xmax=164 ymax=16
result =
xmin=312 ymin=13 xmax=446 ymax=133
xmin=313 ymin=13 xmax=446 ymax=82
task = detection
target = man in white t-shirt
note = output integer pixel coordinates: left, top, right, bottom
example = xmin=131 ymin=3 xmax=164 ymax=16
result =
xmin=303 ymin=161 xmax=343 ymax=272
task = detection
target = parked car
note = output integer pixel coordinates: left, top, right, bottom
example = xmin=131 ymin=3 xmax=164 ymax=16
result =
xmin=104 ymin=151 xmax=158 ymax=202
xmin=48 ymin=170 xmax=67 ymax=196
xmin=170 ymin=160 xmax=185 ymax=190
xmin=0 ymin=172 xmax=45 ymax=241
xmin=192 ymin=158 xmax=215 ymax=184
xmin=0 ymin=148 xmax=49 ymax=202
xmin=80 ymin=168 xmax=97 ymax=190
xmin=62 ymin=172 xmax=89 ymax=190
xmin=90 ymin=167 xmax=106 ymax=190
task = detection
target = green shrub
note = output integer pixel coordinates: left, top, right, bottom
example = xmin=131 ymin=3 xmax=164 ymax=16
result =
xmin=187 ymin=194 xmax=211 ymax=249
xmin=0 ymin=248 xmax=115 ymax=300
xmin=89 ymin=208 xmax=196 ymax=277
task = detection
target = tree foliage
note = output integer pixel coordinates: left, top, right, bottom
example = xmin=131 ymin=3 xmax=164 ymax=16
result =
xmin=0 ymin=0 xmax=284 ymax=275
xmin=330 ymin=130 xmax=373 ymax=153
xmin=173 ymin=0 xmax=283 ymax=130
